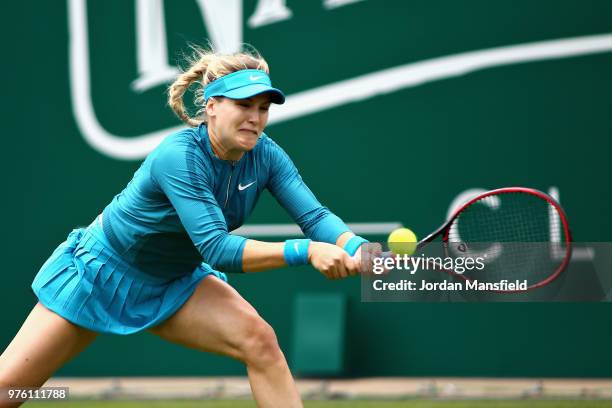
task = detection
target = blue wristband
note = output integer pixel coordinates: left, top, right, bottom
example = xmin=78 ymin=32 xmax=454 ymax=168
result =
xmin=344 ymin=235 xmax=369 ymax=256
xmin=284 ymin=239 xmax=311 ymax=266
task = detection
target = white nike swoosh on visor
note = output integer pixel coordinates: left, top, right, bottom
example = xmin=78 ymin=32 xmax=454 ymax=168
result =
xmin=238 ymin=181 xmax=256 ymax=191
xmin=249 ymin=75 xmax=264 ymax=81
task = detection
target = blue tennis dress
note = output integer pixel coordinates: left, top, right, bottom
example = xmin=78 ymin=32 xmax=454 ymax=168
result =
xmin=32 ymin=124 xmax=349 ymax=334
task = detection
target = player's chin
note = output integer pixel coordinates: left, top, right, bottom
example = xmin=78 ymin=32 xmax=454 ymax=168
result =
xmin=236 ymin=133 xmax=260 ymax=150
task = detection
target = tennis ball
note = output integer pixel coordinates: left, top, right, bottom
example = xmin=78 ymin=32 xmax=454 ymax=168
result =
xmin=388 ymin=228 xmax=418 ymax=256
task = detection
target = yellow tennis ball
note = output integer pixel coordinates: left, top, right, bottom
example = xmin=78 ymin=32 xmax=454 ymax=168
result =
xmin=388 ymin=228 xmax=418 ymax=256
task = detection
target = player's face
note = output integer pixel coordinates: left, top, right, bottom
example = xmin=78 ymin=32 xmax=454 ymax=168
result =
xmin=208 ymin=93 xmax=272 ymax=154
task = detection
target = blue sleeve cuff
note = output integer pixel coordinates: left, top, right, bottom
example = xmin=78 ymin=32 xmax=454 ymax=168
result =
xmin=344 ymin=236 xmax=369 ymax=256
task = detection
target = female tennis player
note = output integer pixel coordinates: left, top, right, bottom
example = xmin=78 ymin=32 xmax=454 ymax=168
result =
xmin=0 ymin=47 xmax=373 ymax=407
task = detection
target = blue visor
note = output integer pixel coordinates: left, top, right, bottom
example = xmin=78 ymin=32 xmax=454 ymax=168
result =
xmin=204 ymin=69 xmax=285 ymax=104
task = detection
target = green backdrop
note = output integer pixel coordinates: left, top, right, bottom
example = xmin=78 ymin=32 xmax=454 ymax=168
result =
xmin=1 ymin=0 xmax=611 ymax=377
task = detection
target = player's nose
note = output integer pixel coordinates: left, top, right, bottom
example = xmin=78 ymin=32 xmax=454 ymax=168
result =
xmin=247 ymin=108 xmax=259 ymax=124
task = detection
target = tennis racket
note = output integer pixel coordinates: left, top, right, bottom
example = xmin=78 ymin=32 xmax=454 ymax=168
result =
xmin=383 ymin=187 xmax=572 ymax=292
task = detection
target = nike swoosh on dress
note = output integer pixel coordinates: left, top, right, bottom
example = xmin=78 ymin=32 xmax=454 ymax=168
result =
xmin=238 ymin=181 xmax=256 ymax=191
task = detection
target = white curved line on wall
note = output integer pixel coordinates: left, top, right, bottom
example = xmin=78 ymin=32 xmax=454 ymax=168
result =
xmin=69 ymin=0 xmax=612 ymax=160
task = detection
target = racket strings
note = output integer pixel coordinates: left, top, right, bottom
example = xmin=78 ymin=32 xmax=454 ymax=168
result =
xmin=446 ymin=192 xmax=568 ymax=286
xmin=448 ymin=194 xmax=553 ymax=242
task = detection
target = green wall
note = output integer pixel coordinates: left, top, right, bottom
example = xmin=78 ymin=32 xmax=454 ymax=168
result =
xmin=1 ymin=0 xmax=611 ymax=377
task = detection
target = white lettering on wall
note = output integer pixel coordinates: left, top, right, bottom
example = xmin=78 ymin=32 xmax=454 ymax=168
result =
xmin=132 ymin=0 xmax=179 ymax=92
xmin=249 ymin=0 xmax=292 ymax=28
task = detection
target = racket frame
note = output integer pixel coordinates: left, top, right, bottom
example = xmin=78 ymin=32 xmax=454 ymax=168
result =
xmin=414 ymin=187 xmax=573 ymax=291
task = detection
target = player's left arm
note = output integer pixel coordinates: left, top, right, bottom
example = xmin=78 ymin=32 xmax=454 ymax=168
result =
xmin=265 ymin=140 xmax=369 ymax=256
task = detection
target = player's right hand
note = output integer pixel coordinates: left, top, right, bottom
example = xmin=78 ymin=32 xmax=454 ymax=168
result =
xmin=308 ymin=242 xmax=359 ymax=280
xmin=352 ymin=242 xmax=389 ymax=275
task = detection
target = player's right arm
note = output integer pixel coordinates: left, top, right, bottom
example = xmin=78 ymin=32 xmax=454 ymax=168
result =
xmin=150 ymin=139 xmax=246 ymax=272
xmin=241 ymin=239 xmax=358 ymax=279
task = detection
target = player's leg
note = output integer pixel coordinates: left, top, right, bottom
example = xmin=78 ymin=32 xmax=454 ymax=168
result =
xmin=0 ymin=303 xmax=98 ymax=408
xmin=148 ymin=275 xmax=302 ymax=408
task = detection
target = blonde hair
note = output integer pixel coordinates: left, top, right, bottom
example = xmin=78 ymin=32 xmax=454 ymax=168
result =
xmin=167 ymin=45 xmax=270 ymax=127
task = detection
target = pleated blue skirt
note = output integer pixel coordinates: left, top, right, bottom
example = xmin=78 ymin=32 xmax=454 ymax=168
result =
xmin=31 ymin=223 xmax=227 ymax=335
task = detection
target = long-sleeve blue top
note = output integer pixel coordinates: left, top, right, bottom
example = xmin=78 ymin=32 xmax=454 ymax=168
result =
xmin=99 ymin=124 xmax=350 ymax=279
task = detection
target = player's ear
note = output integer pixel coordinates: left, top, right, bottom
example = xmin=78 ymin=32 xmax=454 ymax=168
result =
xmin=205 ymin=97 xmax=217 ymax=117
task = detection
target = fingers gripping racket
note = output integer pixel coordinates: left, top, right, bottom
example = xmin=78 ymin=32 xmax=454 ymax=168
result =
xmin=384 ymin=187 xmax=572 ymax=291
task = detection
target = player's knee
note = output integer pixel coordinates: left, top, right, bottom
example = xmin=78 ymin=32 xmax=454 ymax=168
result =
xmin=238 ymin=315 xmax=283 ymax=368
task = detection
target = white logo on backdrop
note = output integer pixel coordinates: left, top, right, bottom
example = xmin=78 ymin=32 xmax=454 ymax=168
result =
xmin=69 ymin=0 xmax=612 ymax=160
